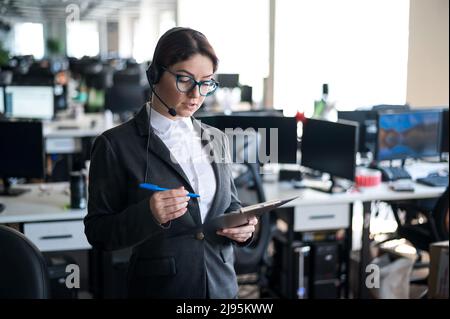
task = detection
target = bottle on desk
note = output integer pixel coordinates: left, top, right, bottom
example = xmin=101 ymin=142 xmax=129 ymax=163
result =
xmin=70 ymin=171 xmax=87 ymax=209
xmin=313 ymin=83 xmax=337 ymax=122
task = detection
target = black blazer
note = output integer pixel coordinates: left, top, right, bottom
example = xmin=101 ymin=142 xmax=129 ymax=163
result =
xmin=84 ymin=105 xmax=246 ymax=298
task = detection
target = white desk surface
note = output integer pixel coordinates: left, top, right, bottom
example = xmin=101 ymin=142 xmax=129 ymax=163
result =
xmin=241 ymin=162 xmax=448 ymax=208
xmin=44 ymin=113 xmax=113 ymax=138
xmin=256 ymin=181 xmax=446 ymax=208
xmin=0 ymin=183 xmax=86 ymax=224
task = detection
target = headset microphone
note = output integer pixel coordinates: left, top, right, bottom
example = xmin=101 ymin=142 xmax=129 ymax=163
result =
xmin=150 ymin=86 xmax=177 ymax=117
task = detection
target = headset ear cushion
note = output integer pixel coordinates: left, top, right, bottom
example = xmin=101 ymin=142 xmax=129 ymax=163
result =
xmin=153 ymin=66 xmax=160 ymax=84
xmin=146 ymin=63 xmax=159 ymax=85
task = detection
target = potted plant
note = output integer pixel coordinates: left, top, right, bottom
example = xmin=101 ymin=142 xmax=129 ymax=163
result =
xmin=0 ymin=42 xmax=9 ymax=68
xmin=46 ymin=38 xmax=64 ymax=57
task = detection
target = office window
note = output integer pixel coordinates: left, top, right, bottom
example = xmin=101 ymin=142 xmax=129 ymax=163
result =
xmin=133 ymin=17 xmax=152 ymax=63
xmin=160 ymin=10 xmax=177 ymax=34
xmin=133 ymin=9 xmax=176 ymax=63
xmin=178 ymin=0 xmax=269 ymax=105
xmin=66 ymin=21 xmax=100 ymax=58
xmin=274 ymin=0 xmax=410 ymax=115
xmin=13 ymin=23 xmax=44 ymax=59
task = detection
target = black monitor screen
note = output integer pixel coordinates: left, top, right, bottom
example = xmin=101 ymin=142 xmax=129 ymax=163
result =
xmin=376 ymin=111 xmax=441 ymax=161
xmin=104 ymin=85 xmax=145 ymax=114
xmin=197 ymin=115 xmax=297 ymax=164
xmin=338 ymin=110 xmax=377 ymax=153
xmin=442 ymin=109 xmax=449 ymax=153
xmin=301 ymin=119 xmax=358 ymax=181
xmin=0 ymin=121 xmax=45 ymax=178
xmin=216 ymin=74 xmax=239 ymax=88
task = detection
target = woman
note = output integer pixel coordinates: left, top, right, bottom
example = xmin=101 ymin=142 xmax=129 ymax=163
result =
xmin=84 ymin=27 xmax=257 ymax=299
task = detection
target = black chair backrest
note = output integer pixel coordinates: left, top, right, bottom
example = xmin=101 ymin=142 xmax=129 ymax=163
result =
xmin=0 ymin=225 xmax=50 ymax=298
xmin=233 ymin=163 xmax=273 ymax=275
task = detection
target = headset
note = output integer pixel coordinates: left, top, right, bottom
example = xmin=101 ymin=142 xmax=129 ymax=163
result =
xmin=146 ymin=27 xmax=193 ymax=117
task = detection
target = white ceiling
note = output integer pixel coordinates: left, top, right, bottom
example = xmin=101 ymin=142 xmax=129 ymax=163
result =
xmin=0 ymin=0 xmax=176 ymax=22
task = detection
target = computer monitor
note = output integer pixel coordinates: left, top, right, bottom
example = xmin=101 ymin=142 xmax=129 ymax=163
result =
xmin=104 ymin=85 xmax=146 ymax=117
xmin=196 ymin=115 xmax=298 ymax=164
xmin=216 ymin=74 xmax=239 ymax=88
xmin=376 ymin=110 xmax=442 ymax=161
xmin=11 ymin=72 xmax=54 ymax=86
xmin=301 ymin=118 xmax=358 ymax=182
xmin=240 ymin=85 xmax=253 ymax=103
xmin=0 ymin=86 xmax=4 ymax=114
xmin=441 ymin=108 xmax=449 ymax=153
xmin=371 ymin=104 xmax=410 ymax=112
xmin=4 ymin=86 xmax=54 ymax=120
xmin=86 ymin=87 xmax=105 ymax=113
xmin=0 ymin=121 xmax=45 ymax=196
xmin=113 ymin=70 xmax=141 ymax=86
xmin=338 ymin=110 xmax=377 ymax=153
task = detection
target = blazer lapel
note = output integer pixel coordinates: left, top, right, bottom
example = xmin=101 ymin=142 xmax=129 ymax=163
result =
xmin=134 ymin=105 xmax=200 ymax=225
xmin=135 ymin=105 xmax=193 ymax=192
xmin=192 ymin=119 xmax=224 ymax=224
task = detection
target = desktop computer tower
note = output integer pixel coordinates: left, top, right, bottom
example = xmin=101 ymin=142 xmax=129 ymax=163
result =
xmin=269 ymin=234 xmax=342 ymax=299
xmin=293 ymin=245 xmax=311 ymax=299
xmin=310 ymin=241 xmax=341 ymax=299
xmin=269 ymin=235 xmax=311 ymax=299
xmin=45 ymin=255 xmax=78 ymax=299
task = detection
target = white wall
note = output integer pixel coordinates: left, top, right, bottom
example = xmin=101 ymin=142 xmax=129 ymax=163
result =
xmin=407 ymin=0 xmax=449 ymax=107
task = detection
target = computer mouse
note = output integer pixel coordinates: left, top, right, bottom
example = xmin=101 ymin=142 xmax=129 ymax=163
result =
xmin=0 ymin=203 xmax=5 ymax=213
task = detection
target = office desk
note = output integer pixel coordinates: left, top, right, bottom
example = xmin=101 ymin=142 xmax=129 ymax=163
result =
xmin=238 ymin=162 xmax=447 ymax=298
xmin=0 ymin=183 xmax=90 ymax=252
xmin=1 ymin=162 xmax=446 ymax=298
xmin=44 ymin=114 xmax=112 ymax=154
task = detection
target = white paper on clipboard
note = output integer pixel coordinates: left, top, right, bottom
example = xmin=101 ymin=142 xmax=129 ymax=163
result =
xmin=206 ymin=196 xmax=298 ymax=230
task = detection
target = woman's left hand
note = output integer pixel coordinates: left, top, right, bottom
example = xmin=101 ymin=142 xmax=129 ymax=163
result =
xmin=216 ymin=216 xmax=258 ymax=243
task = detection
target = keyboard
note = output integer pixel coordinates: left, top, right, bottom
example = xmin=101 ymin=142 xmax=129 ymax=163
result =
xmin=56 ymin=125 xmax=80 ymax=130
xmin=416 ymin=175 xmax=449 ymax=187
xmin=378 ymin=166 xmax=412 ymax=181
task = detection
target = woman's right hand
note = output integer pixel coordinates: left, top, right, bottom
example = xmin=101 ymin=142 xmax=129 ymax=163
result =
xmin=149 ymin=187 xmax=189 ymax=225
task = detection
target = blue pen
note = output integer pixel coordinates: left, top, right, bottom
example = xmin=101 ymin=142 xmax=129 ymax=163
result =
xmin=139 ymin=183 xmax=200 ymax=198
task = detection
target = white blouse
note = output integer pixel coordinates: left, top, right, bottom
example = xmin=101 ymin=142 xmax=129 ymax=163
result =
xmin=149 ymin=106 xmax=217 ymax=223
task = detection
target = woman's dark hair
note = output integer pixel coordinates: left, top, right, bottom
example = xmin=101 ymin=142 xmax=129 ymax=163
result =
xmin=147 ymin=27 xmax=218 ymax=85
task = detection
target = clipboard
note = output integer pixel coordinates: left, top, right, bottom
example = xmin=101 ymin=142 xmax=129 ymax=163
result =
xmin=206 ymin=196 xmax=299 ymax=230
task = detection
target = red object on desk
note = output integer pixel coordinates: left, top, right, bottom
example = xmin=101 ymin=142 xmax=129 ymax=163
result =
xmin=295 ymin=111 xmax=306 ymax=123
xmin=355 ymin=168 xmax=382 ymax=187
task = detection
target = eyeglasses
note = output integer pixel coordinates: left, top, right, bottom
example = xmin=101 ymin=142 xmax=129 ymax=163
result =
xmin=161 ymin=66 xmax=219 ymax=96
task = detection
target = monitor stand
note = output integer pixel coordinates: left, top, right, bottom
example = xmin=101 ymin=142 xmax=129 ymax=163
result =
xmin=0 ymin=178 xmax=30 ymax=196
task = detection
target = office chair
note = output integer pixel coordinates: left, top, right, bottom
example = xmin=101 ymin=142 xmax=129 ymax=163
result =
xmin=383 ymin=188 xmax=449 ymax=296
xmin=0 ymin=225 xmax=50 ymax=298
xmin=233 ymin=162 xmax=274 ymax=297
xmin=391 ymin=187 xmax=449 ymax=252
